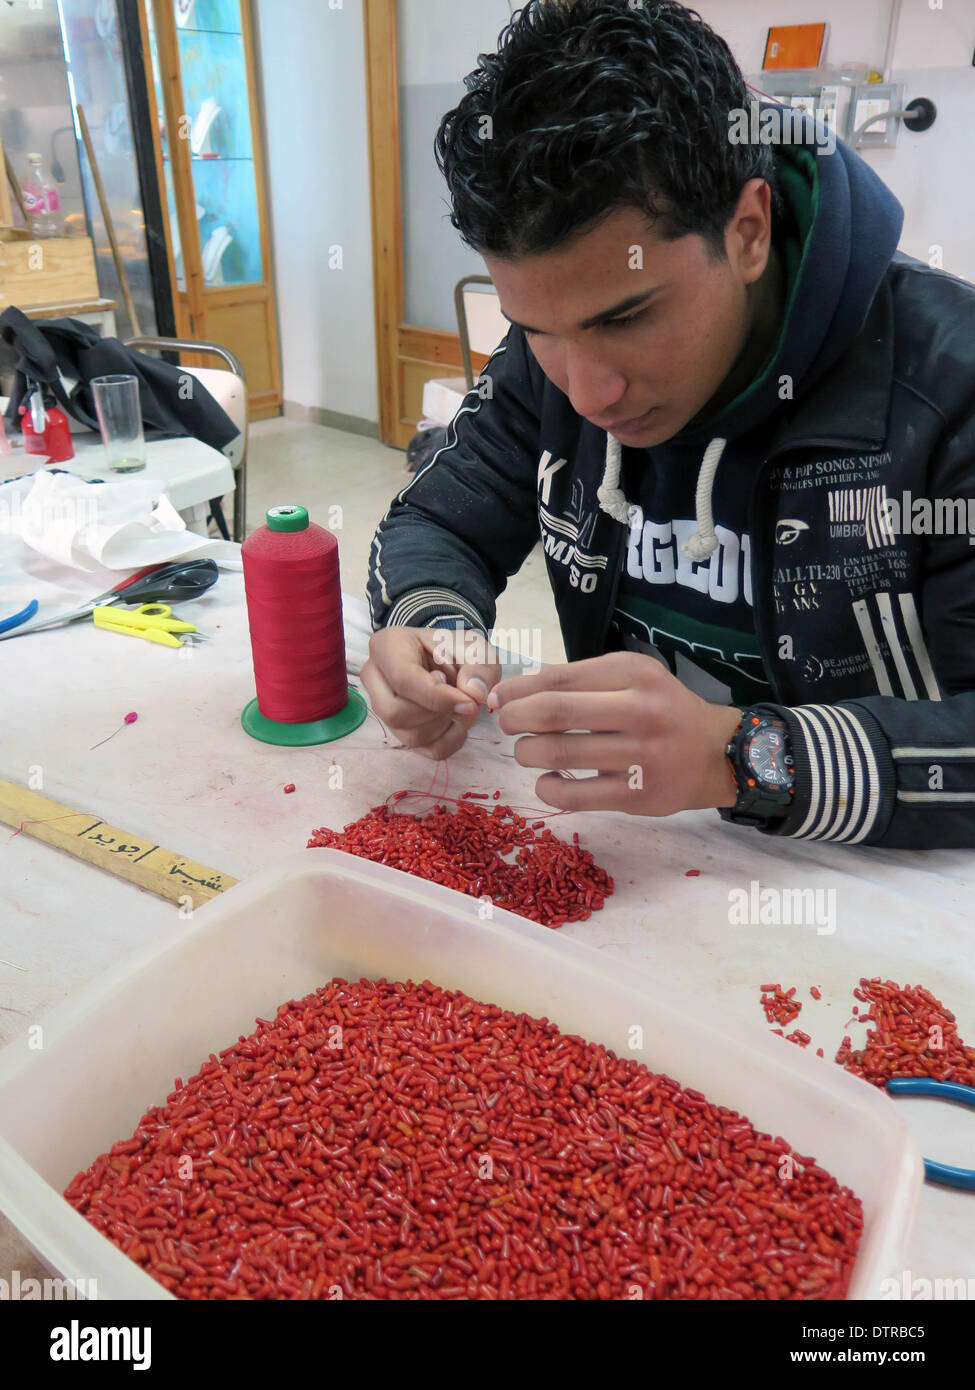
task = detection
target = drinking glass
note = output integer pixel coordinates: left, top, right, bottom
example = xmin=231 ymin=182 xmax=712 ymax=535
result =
xmin=91 ymin=374 xmax=146 ymax=473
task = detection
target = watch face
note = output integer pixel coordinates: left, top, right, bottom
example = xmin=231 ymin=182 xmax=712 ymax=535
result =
xmin=745 ymin=724 xmax=794 ymax=791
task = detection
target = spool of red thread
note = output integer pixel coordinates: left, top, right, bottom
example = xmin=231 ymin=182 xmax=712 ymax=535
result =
xmin=240 ymin=505 xmax=366 ymax=746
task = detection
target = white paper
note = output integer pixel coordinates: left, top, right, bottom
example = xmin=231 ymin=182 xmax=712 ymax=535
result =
xmin=0 ymin=471 xmax=242 ymax=574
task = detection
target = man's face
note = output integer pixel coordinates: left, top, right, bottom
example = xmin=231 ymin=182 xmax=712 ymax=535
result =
xmin=484 ymin=188 xmax=771 ymax=446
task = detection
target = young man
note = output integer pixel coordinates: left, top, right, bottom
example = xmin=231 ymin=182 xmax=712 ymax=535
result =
xmin=363 ymin=0 xmax=975 ymax=851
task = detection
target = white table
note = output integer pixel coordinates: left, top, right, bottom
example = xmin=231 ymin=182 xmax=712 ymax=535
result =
xmin=1 ymin=415 xmax=234 ymax=518
xmin=1 ymin=572 xmax=973 ymax=1290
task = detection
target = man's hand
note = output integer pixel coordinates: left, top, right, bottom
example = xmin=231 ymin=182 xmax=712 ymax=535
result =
xmin=361 ymin=626 xmax=503 ymax=760
xmin=487 ymin=651 xmax=741 ymax=815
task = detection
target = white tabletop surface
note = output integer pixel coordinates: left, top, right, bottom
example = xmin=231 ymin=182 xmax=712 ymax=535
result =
xmin=1 ymin=571 xmax=973 ymax=1288
xmin=1 ymin=422 xmax=234 ymax=513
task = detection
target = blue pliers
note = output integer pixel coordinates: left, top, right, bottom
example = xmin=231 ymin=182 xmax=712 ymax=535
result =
xmin=0 ymin=599 xmax=39 ymax=635
xmin=887 ymin=1078 xmax=975 ymax=1190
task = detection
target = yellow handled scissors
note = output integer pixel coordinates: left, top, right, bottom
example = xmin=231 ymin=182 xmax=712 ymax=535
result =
xmin=92 ymin=602 xmax=206 ymax=649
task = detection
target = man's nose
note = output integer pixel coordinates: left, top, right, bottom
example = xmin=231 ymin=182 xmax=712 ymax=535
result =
xmin=562 ymin=341 xmax=628 ymax=423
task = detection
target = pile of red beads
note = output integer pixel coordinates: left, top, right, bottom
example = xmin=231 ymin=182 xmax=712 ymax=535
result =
xmin=759 ymin=984 xmax=802 ymax=1028
xmin=64 ymin=978 xmax=862 ymax=1301
xmin=836 ymin=977 xmax=975 ymax=1087
xmin=307 ymin=799 xmax=613 ymax=929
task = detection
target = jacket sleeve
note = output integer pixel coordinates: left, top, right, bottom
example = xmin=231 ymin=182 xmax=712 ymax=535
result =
xmin=757 ymin=393 xmax=975 ymax=849
xmin=367 ymin=328 xmax=542 ymax=635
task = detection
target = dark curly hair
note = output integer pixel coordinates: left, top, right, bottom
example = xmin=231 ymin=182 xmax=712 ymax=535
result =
xmin=435 ymin=0 xmax=778 ymax=260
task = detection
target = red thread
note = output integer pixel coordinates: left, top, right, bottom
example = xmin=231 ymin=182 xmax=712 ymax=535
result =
xmin=5 ymin=812 xmax=88 ymax=844
xmin=242 ymin=511 xmax=349 ymax=723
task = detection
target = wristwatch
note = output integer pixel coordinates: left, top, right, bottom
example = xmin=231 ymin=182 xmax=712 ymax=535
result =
xmin=719 ymin=709 xmax=795 ymax=828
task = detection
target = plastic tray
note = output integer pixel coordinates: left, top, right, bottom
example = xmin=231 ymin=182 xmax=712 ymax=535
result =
xmin=0 ymin=849 xmax=921 ymax=1299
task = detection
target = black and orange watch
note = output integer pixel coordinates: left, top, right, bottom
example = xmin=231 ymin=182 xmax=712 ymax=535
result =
xmin=719 ymin=709 xmax=795 ymax=828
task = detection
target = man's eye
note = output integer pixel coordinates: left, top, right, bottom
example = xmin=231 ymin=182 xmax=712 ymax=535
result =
xmin=605 ymin=309 xmax=647 ymax=332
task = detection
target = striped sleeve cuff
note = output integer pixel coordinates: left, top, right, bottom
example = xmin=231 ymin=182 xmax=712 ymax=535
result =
xmin=756 ymin=701 xmax=896 ymax=845
xmin=381 ymin=587 xmax=489 ymax=635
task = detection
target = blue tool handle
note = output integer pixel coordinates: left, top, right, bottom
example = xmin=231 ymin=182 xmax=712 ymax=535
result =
xmin=0 ymin=599 xmax=39 ymax=634
xmin=888 ymin=1078 xmax=975 ymax=1107
xmin=886 ymin=1078 xmax=975 ymax=1191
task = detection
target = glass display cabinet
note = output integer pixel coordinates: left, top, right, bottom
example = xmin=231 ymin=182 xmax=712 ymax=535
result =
xmin=139 ymin=0 xmax=281 ymax=418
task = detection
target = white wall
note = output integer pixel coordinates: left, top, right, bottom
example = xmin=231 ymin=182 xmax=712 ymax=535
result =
xmin=696 ymin=0 xmax=975 ymax=72
xmin=253 ymin=0 xmax=377 ymax=424
xmin=696 ymin=0 xmax=975 ymax=280
xmin=397 ymin=0 xmax=513 ymax=329
xmin=396 ymin=0 xmax=515 ymax=84
xmin=255 ymin=0 xmax=975 ymax=426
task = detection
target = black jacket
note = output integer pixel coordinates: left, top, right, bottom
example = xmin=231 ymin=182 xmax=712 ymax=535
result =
xmin=368 ymin=137 xmax=975 ymax=852
xmin=1 ymin=307 xmax=238 ymax=455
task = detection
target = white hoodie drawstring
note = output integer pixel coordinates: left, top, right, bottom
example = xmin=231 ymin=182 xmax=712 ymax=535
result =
xmin=595 ymin=433 xmax=633 ymax=524
xmin=596 ymin=431 xmax=728 ymax=563
xmin=682 ymin=436 xmax=726 ymax=562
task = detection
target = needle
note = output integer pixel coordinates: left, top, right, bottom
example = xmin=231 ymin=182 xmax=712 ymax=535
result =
xmin=90 ymin=710 xmax=139 ymax=751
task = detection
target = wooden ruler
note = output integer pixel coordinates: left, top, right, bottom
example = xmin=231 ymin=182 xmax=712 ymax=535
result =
xmin=0 ymin=778 xmax=237 ymax=909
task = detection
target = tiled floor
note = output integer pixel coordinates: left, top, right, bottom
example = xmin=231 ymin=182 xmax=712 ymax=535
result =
xmin=246 ymin=417 xmax=566 ymax=665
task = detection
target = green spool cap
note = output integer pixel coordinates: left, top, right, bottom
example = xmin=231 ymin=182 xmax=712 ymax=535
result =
xmin=266 ymin=505 xmax=309 ymax=532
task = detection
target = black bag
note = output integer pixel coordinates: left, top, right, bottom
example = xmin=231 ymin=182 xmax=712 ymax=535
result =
xmin=406 ymin=425 xmax=448 ymax=473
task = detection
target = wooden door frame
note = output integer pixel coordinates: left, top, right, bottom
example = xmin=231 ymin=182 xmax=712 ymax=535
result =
xmin=363 ymin=0 xmax=488 ymax=450
xmin=141 ymin=0 xmax=203 ymax=333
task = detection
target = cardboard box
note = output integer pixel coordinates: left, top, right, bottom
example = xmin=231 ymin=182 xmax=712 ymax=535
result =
xmin=421 ymin=374 xmax=468 ymax=427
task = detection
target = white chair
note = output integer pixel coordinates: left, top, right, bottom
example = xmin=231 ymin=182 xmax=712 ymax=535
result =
xmin=124 ymin=336 xmax=247 ymax=541
xmin=454 ymin=276 xmax=508 ymax=390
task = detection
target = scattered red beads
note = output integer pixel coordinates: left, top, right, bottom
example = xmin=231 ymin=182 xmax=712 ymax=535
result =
xmin=760 ymin=976 xmax=975 ymax=1088
xmin=759 ymin=984 xmax=802 ymax=1028
xmin=64 ymin=977 xmax=862 ymax=1300
xmin=283 ymin=784 xmax=296 ymax=795
xmin=836 ymin=978 xmax=975 ymax=1087
xmin=307 ymin=800 xmax=613 ymax=929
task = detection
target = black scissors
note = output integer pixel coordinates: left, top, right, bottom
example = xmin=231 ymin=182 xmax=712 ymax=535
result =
xmin=0 ymin=559 xmax=219 ymax=641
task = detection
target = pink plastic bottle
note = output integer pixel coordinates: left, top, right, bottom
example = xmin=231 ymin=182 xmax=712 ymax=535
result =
xmin=21 ymin=154 xmax=62 ymax=238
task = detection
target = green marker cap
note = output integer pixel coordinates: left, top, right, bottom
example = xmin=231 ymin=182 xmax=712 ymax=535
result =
xmin=266 ymin=505 xmax=309 ymax=532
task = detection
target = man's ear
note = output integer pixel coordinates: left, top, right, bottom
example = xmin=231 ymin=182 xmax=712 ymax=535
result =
xmin=726 ymin=178 xmax=773 ymax=285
